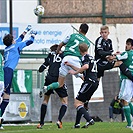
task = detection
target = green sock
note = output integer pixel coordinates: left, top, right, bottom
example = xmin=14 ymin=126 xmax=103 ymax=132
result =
xmin=123 ymin=105 xmax=131 ymax=126
xmin=47 ymin=82 xmax=60 ymax=90
xmin=129 ymin=102 xmax=133 ymax=116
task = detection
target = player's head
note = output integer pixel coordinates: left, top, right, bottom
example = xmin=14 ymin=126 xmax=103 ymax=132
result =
xmin=50 ymin=44 xmax=58 ymax=52
xmin=100 ymin=25 xmax=109 ymax=40
xmin=125 ymin=38 xmax=133 ymax=50
xmin=3 ymin=34 xmax=14 ymax=47
xmin=79 ymin=23 xmax=89 ymax=35
xmin=79 ymin=43 xmax=89 ymax=56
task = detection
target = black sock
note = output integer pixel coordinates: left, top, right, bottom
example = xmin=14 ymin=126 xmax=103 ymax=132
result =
xmin=119 ymin=63 xmax=133 ymax=81
xmin=40 ymin=104 xmax=47 ymax=125
xmin=1 ymin=99 xmax=9 ymax=116
xmin=84 ymin=101 xmax=89 ymax=111
xmin=75 ymin=108 xmax=82 ymax=125
xmin=77 ymin=105 xmax=91 ymax=122
xmin=58 ymin=104 xmax=67 ymax=122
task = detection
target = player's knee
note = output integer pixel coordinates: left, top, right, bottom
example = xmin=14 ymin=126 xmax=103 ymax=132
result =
xmin=3 ymin=92 xmax=10 ymax=99
xmin=74 ymin=102 xmax=81 ymax=108
xmin=115 ymin=61 xmax=123 ymax=67
xmin=61 ymin=97 xmax=68 ymax=105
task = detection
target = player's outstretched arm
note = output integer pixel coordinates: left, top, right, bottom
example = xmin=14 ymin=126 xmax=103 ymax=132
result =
xmin=64 ymin=61 xmax=79 ymax=71
xmin=16 ymin=25 xmax=32 ymax=43
xmin=56 ymin=42 xmax=65 ymax=54
xmin=17 ymin=30 xmax=37 ymax=51
xmin=25 ymin=30 xmax=37 ymax=46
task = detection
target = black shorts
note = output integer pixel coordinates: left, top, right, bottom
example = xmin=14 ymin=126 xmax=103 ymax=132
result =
xmin=44 ymin=75 xmax=68 ymax=98
xmin=76 ymin=80 xmax=99 ymax=103
xmin=97 ymin=60 xmax=115 ymax=78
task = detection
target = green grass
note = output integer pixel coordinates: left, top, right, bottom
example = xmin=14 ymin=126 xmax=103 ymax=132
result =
xmin=1 ymin=122 xmax=133 ymax=133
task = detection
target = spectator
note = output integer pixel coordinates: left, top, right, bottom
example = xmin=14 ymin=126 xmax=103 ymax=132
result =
xmin=109 ymin=95 xmax=125 ymax=122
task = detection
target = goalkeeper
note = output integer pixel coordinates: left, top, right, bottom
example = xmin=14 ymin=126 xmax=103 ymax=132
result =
xmin=0 ymin=25 xmax=37 ymax=128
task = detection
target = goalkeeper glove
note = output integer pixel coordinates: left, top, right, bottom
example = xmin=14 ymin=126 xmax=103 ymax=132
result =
xmin=24 ymin=25 xmax=32 ymax=33
xmin=30 ymin=30 xmax=37 ymax=37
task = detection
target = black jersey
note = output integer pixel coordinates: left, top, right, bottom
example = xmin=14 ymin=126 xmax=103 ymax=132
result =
xmin=82 ymin=54 xmax=98 ymax=82
xmin=95 ymin=36 xmax=113 ymax=61
xmin=42 ymin=52 xmax=64 ymax=77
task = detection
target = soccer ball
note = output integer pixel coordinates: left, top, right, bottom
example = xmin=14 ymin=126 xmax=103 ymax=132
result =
xmin=34 ymin=5 xmax=45 ymax=16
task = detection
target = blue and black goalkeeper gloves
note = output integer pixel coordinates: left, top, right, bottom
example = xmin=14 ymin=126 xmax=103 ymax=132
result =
xmin=30 ymin=30 xmax=37 ymax=37
xmin=24 ymin=25 xmax=32 ymax=33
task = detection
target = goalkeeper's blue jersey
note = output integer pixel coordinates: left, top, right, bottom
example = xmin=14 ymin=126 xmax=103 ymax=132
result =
xmin=3 ymin=34 xmax=34 ymax=70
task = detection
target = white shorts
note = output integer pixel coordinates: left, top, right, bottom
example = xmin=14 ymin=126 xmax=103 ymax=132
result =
xmin=0 ymin=81 xmax=4 ymax=99
xmin=59 ymin=56 xmax=82 ymax=77
xmin=119 ymin=79 xmax=133 ymax=102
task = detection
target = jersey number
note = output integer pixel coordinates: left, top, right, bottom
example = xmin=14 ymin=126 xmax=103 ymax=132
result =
xmin=91 ymin=60 xmax=97 ymax=72
xmin=69 ymin=40 xmax=79 ymax=53
xmin=53 ymin=54 xmax=62 ymax=63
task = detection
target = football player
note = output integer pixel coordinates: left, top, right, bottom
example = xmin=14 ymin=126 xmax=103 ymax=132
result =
xmin=95 ymin=25 xmax=133 ymax=81
xmin=37 ymin=44 xmax=68 ymax=129
xmin=66 ymin=43 xmax=99 ymax=128
xmin=0 ymin=25 xmax=37 ymax=129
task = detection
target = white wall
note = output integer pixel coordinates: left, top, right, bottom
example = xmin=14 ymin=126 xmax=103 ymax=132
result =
xmin=6 ymin=0 xmax=38 ymax=23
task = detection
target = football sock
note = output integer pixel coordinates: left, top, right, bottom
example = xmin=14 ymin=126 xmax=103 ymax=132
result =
xmin=75 ymin=106 xmax=83 ymax=125
xmin=77 ymin=105 xmax=91 ymax=122
xmin=47 ymin=82 xmax=60 ymax=91
xmin=58 ymin=104 xmax=67 ymax=122
xmin=129 ymin=102 xmax=133 ymax=116
xmin=123 ymin=105 xmax=131 ymax=126
xmin=84 ymin=101 xmax=89 ymax=111
xmin=1 ymin=99 xmax=9 ymax=116
xmin=40 ymin=103 xmax=47 ymax=125
xmin=119 ymin=63 xmax=133 ymax=81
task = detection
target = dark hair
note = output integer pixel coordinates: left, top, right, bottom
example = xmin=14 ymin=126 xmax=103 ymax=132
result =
xmin=50 ymin=44 xmax=58 ymax=51
xmin=116 ymin=95 xmax=119 ymax=100
xmin=79 ymin=43 xmax=88 ymax=53
xmin=3 ymin=34 xmax=13 ymax=47
xmin=79 ymin=23 xmax=89 ymax=34
xmin=126 ymin=38 xmax=133 ymax=46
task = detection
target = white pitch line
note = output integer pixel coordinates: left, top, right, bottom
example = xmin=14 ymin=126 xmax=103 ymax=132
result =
xmin=0 ymin=129 xmax=41 ymax=133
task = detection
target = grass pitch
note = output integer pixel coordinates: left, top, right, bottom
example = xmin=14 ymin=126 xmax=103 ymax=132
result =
xmin=1 ymin=122 xmax=132 ymax=133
